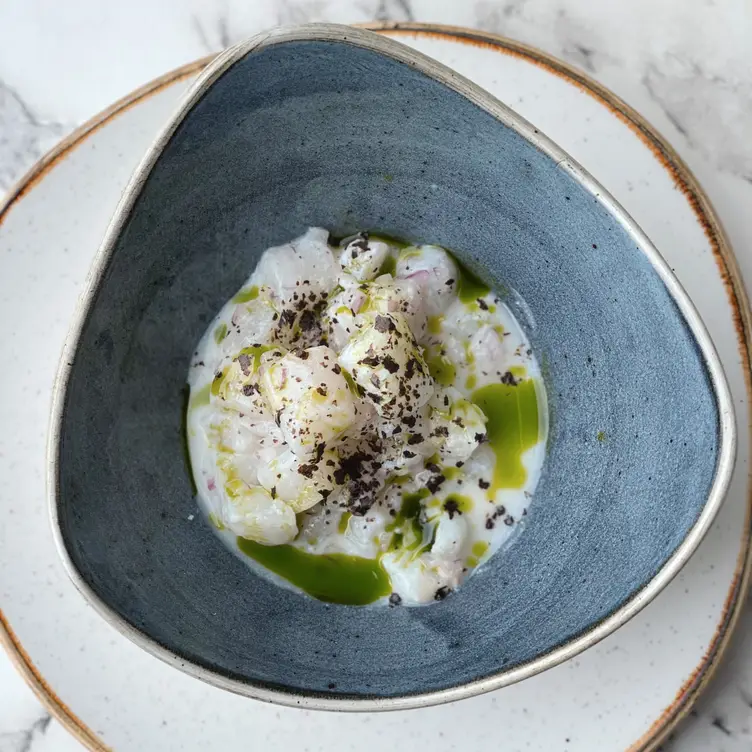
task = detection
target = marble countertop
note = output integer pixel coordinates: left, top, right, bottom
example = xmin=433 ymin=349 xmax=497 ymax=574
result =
xmin=1 ymin=1 xmax=750 ymax=750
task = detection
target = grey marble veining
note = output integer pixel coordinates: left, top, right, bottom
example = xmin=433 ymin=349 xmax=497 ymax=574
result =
xmin=642 ymin=60 xmax=752 ymax=185
xmin=0 ymin=78 xmax=69 ymax=190
xmin=0 ymin=714 xmax=51 ymax=752
xmin=0 ymin=1 xmax=750 ymax=750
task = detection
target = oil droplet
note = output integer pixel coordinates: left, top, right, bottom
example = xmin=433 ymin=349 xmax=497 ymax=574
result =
xmin=424 ymin=347 xmax=456 ymax=387
xmin=378 ymin=254 xmax=397 ymax=276
xmin=456 ymin=259 xmax=491 ymax=304
xmin=386 ymin=474 xmax=410 ymax=486
xmin=232 ymin=285 xmax=260 ymax=303
xmin=387 ymin=489 xmax=430 ymax=552
xmin=237 ymin=343 xmax=278 ymax=373
xmin=427 ymin=315 xmax=443 ymax=335
xmin=213 ymin=322 xmax=228 ymax=343
xmin=211 ymin=367 xmax=228 ymax=397
xmin=471 ymin=540 xmax=489 ymax=558
xmin=464 ymin=341 xmax=476 ymax=367
xmin=472 ymin=380 xmax=540 ymax=492
xmin=338 ymin=511 xmax=352 ymax=534
xmin=444 ymin=493 xmax=474 ymax=514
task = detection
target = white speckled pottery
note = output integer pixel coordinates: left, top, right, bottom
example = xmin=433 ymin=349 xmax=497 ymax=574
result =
xmin=0 ymin=23 xmax=750 ymax=752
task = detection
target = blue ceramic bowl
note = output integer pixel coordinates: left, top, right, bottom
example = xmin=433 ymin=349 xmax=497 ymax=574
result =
xmin=49 ymin=24 xmax=735 ymax=709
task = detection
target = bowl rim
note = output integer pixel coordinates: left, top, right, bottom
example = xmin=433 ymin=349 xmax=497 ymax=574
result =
xmin=47 ymin=22 xmax=737 ymax=712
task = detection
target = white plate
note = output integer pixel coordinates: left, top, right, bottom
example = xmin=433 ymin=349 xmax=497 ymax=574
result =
xmin=0 ymin=24 xmax=750 ymax=752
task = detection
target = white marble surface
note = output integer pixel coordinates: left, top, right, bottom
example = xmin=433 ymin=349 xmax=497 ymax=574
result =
xmin=0 ymin=1 xmax=751 ymax=750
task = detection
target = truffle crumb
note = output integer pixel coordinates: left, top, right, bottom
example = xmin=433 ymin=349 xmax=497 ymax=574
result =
xmin=374 ymin=314 xmax=395 ymax=333
xmin=426 ymin=474 xmax=445 ymax=494
xmin=444 ymin=498 xmax=461 ymax=519
xmin=500 ymin=371 xmax=519 ymax=386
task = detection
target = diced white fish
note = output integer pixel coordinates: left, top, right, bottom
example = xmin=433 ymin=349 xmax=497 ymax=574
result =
xmin=378 ymin=407 xmax=436 ymax=474
xmin=215 ymin=450 xmax=259 ymax=493
xmin=252 ymin=227 xmax=340 ymax=300
xmin=380 ymin=553 xmax=463 ymax=605
xmin=381 ymin=509 xmax=468 ymax=603
xmin=214 ymin=419 xmax=284 ymax=463
xmin=211 ymin=345 xmax=286 ymax=416
xmin=339 ymin=233 xmax=390 ymax=282
xmin=431 ymin=512 xmax=468 ymax=558
xmin=470 ymin=324 xmax=508 ymax=369
xmin=221 ymin=286 xmax=281 ymax=355
xmin=256 ymin=448 xmax=335 ymax=512
xmin=365 ymin=276 xmax=427 ymax=339
xmin=322 ymin=275 xmax=367 ymax=352
xmin=460 ymin=443 xmax=496 ymax=482
xmin=430 ymin=389 xmax=488 ymax=464
xmin=222 ymin=484 xmax=297 ymax=545
xmin=320 ymin=425 xmax=390 ymax=515
xmin=444 ymin=338 xmax=469 ymax=380
xmin=259 ymin=345 xmax=356 ymax=457
xmin=339 ymin=312 xmax=433 ymax=420
xmin=344 ymin=505 xmax=391 ymax=553
xmin=395 ymin=244 xmax=458 ymax=316
xmin=440 ymin=296 xmax=496 ymax=343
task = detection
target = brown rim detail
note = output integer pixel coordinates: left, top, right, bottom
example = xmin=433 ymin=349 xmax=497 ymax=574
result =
xmin=0 ymin=612 xmax=108 ymax=751
xmin=372 ymin=24 xmax=752 ymax=751
xmin=0 ymin=22 xmax=749 ymax=752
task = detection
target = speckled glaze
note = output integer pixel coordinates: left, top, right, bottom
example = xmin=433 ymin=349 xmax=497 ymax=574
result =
xmin=49 ymin=24 xmax=734 ymax=708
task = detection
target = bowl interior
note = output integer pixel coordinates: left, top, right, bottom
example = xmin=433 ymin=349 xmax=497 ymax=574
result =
xmin=56 ymin=36 xmax=719 ymax=700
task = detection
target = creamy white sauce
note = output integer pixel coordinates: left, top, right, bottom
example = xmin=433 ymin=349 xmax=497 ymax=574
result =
xmin=187 ymin=228 xmax=546 ymax=606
